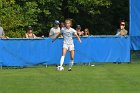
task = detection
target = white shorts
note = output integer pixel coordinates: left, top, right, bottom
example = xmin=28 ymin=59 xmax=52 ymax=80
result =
xmin=63 ymin=44 xmax=74 ymax=51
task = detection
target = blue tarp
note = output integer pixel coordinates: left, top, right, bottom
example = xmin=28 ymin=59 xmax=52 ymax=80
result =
xmin=130 ymin=36 xmax=140 ymax=50
xmin=0 ymin=37 xmax=130 ymax=66
xmin=130 ymin=0 xmax=140 ymax=50
xmin=130 ymin=0 xmax=140 ymax=36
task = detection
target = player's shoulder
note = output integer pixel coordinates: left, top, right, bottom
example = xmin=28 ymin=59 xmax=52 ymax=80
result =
xmin=70 ymin=27 xmax=75 ymax=30
xmin=70 ymin=28 xmax=76 ymax=32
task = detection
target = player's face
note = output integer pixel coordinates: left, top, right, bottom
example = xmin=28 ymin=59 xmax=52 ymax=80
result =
xmin=65 ymin=21 xmax=71 ymax=28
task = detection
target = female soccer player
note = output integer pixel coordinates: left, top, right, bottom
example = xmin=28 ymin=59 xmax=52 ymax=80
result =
xmin=52 ymin=19 xmax=82 ymax=71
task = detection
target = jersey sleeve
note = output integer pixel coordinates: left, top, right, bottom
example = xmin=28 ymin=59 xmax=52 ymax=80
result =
xmin=72 ymin=28 xmax=77 ymax=35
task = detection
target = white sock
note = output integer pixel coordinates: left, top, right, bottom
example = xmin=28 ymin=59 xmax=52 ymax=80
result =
xmin=60 ymin=56 xmax=65 ymax=67
xmin=69 ymin=60 xmax=74 ymax=69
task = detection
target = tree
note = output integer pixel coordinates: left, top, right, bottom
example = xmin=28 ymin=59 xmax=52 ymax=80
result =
xmin=0 ymin=0 xmax=41 ymax=37
xmin=0 ymin=0 xmax=129 ymax=37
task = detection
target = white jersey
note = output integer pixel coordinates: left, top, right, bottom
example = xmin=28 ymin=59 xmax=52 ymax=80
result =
xmin=61 ymin=27 xmax=76 ymax=45
xmin=49 ymin=27 xmax=60 ymax=38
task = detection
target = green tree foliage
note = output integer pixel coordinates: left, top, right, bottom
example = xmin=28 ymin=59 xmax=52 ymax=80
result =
xmin=0 ymin=0 xmax=129 ymax=37
xmin=0 ymin=0 xmax=41 ymax=37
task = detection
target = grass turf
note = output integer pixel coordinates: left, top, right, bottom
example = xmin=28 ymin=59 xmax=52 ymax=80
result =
xmin=0 ymin=63 xmax=140 ymax=93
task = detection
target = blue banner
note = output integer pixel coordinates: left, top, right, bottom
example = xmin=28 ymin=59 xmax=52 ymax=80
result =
xmin=130 ymin=36 xmax=140 ymax=50
xmin=130 ymin=0 xmax=140 ymax=36
xmin=0 ymin=37 xmax=130 ymax=66
xmin=130 ymin=0 xmax=140 ymax=50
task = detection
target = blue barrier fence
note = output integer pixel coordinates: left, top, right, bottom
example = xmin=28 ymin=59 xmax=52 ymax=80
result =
xmin=130 ymin=36 xmax=140 ymax=50
xmin=130 ymin=0 xmax=140 ymax=36
xmin=0 ymin=36 xmax=130 ymax=66
xmin=130 ymin=0 xmax=140 ymax=50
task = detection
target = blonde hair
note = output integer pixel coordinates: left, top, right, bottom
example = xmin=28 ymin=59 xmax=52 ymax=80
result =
xmin=65 ymin=18 xmax=72 ymax=26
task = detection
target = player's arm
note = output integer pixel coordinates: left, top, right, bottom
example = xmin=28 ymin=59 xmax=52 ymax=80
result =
xmin=74 ymin=33 xmax=82 ymax=43
xmin=52 ymin=33 xmax=62 ymax=42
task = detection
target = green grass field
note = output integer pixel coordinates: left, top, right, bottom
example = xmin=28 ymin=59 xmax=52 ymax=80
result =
xmin=0 ymin=63 xmax=140 ymax=93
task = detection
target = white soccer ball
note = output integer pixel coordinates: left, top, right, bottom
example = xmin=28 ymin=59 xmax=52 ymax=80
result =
xmin=57 ymin=66 xmax=64 ymax=71
xmin=91 ymin=64 xmax=95 ymax=67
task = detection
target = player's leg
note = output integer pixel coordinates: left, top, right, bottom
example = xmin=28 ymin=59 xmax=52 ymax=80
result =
xmin=68 ymin=46 xmax=74 ymax=71
xmin=60 ymin=45 xmax=67 ymax=67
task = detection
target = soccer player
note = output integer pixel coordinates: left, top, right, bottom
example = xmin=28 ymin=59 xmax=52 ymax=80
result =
xmin=52 ymin=18 xmax=82 ymax=71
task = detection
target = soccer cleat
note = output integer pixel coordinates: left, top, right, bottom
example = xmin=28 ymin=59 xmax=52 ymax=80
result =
xmin=57 ymin=66 xmax=64 ymax=71
xmin=68 ymin=68 xmax=72 ymax=71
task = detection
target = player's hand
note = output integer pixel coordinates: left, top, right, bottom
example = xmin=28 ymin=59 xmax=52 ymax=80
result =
xmin=79 ymin=40 xmax=82 ymax=43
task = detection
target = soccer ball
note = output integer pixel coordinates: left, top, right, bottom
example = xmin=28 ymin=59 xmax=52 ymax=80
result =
xmin=57 ymin=66 xmax=64 ymax=71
